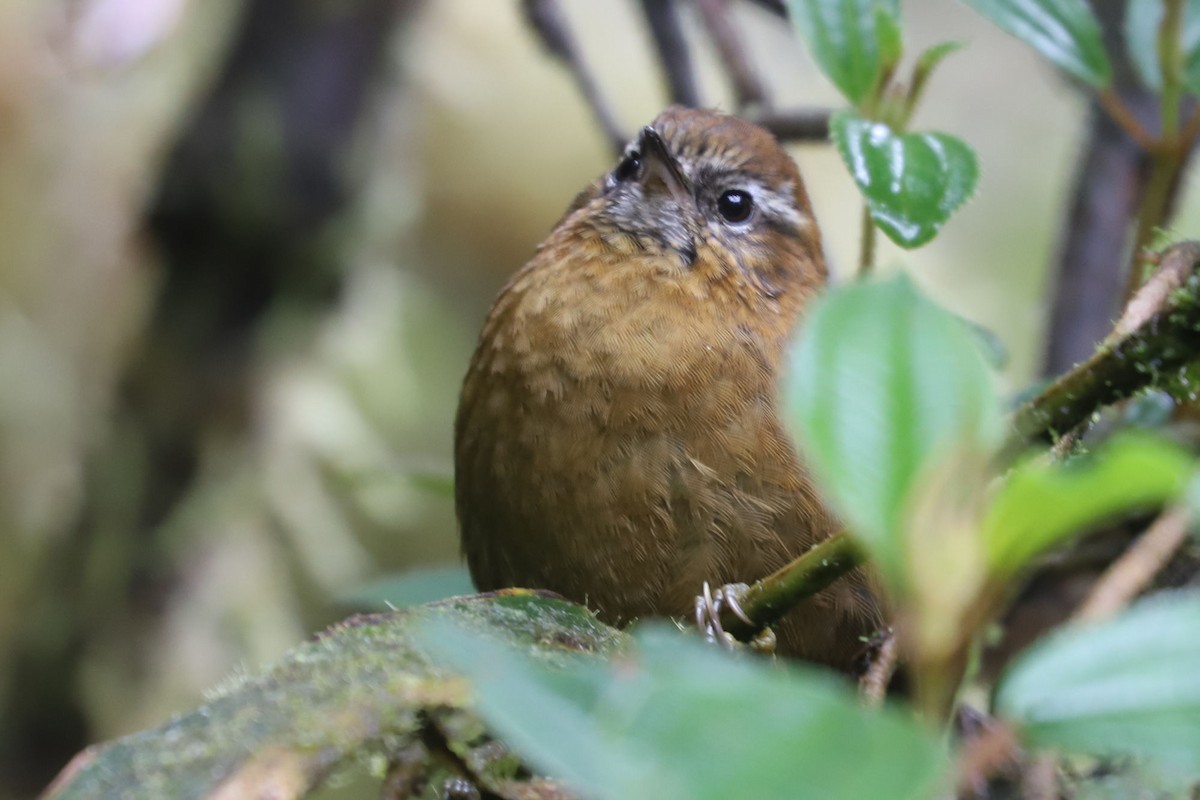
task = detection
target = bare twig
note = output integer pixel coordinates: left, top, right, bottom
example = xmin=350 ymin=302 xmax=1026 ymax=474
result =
xmin=1073 ymin=506 xmax=1193 ymax=624
xmin=695 ymin=0 xmax=770 ymax=110
xmin=858 ymin=628 xmax=898 ymax=707
xmin=1096 ymin=88 xmax=1157 ymax=151
xmin=640 ymin=0 xmax=702 ymax=107
xmin=521 ymin=0 xmax=627 ymax=153
xmin=752 ymin=108 xmax=832 ymax=141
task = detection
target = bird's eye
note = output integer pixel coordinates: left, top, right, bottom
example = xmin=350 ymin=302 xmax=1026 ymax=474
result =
xmin=613 ymin=151 xmax=642 ymax=182
xmin=717 ymin=189 xmax=754 ymax=223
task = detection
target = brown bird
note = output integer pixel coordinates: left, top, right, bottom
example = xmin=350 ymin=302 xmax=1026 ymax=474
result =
xmin=454 ymin=106 xmax=879 ymax=671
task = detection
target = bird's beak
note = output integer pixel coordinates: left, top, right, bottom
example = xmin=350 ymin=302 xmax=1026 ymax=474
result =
xmin=639 ymin=126 xmax=693 ymax=208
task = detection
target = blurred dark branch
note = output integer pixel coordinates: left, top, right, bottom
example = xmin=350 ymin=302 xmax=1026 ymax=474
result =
xmin=753 ymin=108 xmax=831 ymax=141
xmin=1042 ymin=0 xmax=1196 ymax=375
xmin=1042 ymin=94 xmax=1154 ymax=376
xmin=521 ymin=0 xmax=627 ymax=152
xmin=696 ymin=0 xmax=769 ymax=109
xmin=640 ymin=0 xmax=702 ymax=107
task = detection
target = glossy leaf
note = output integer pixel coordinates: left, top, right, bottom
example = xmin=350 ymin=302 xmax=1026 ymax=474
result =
xmin=421 ymin=623 xmax=948 ymax=800
xmin=984 ymin=436 xmax=1192 ymax=576
xmin=996 ymin=591 xmax=1200 ymax=776
xmin=787 ymin=0 xmax=902 ymax=105
xmin=1125 ymin=0 xmax=1200 ymax=94
xmin=960 ymin=0 xmax=1111 ymax=87
xmin=783 ymin=275 xmax=999 ymax=592
xmin=831 ymin=111 xmax=978 ymax=248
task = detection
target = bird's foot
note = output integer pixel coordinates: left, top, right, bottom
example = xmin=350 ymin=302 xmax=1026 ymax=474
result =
xmin=694 ymin=581 xmax=776 ymax=655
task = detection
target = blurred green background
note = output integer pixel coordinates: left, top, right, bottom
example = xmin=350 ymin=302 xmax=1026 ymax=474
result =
xmin=1 ymin=1 xmax=1194 ymax=796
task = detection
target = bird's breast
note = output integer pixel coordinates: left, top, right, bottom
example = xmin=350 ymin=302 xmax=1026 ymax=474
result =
xmin=455 ymin=257 xmax=816 ymax=623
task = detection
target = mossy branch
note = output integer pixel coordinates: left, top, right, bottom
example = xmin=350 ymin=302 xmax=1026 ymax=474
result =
xmin=1006 ymin=241 xmax=1200 ymax=457
xmin=43 ymin=592 xmax=617 ymax=800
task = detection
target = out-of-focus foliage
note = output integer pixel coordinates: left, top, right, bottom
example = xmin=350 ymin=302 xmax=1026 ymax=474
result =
xmin=997 ymin=592 xmax=1200 ymax=778
xmin=422 ymin=623 xmax=948 ymax=800
xmin=984 ymin=437 xmax=1193 ymax=575
xmin=959 ymin=0 xmax=1112 ymax=86
xmin=784 ymin=275 xmax=999 ymax=594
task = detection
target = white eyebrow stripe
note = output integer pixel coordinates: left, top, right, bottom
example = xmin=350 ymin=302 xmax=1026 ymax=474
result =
xmin=743 ymin=179 xmax=805 ymax=227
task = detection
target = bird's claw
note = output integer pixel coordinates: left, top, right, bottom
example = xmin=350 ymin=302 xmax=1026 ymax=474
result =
xmin=695 ymin=581 xmax=755 ymax=649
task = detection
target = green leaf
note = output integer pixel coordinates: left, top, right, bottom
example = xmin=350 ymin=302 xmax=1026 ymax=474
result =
xmin=787 ymin=0 xmax=903 ymax=105
xmin=915 ymin=40 xmax=966 ymax=78
xmin=983 ymin=436 xmax=1192 ymax=576
xmin=1125 ymin=0 xmax=1200 ymax=94
xmin=960 ymin=0 xmax=1111 ymax=87
xmin=783 ymin=275 xmax=999 ymax=592
xmin=421 ymin=624 xmax=949 ymax=800
xmin=831 ymin=111 xmax=978 ymax=248
xmin=874 ymin=4 xmax=904 ymax=76
xmin=996 ymin=591 xmax=1200 ymax=777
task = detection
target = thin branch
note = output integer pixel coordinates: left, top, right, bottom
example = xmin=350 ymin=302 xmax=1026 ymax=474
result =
xmin=695 ymin=0 xmax=770 ymax=110
xmin=858 ymin=628 xmax=898 ymax=707
xmin=858 ymin=202 xmax=877 ymax=274
xmin=1180 ymin=103 xmax=1200 ymax=150
xmin=1073 ymin=506 xmax=1192 ymax=624
xmin=1096 ymin=88 xmax=1157 ymax=151
xmin=713 ymin=532 xmax=866 ymax=642
xmin=751 ymin=108 xmax=832 ymax=141
xmin=640 ymin=0 xmax=702 ymax=107
xmin=521 ymin=0 xmax=628 ymax=153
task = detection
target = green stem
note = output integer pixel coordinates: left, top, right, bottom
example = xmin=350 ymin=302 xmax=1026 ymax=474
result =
xmin=859 ymin=203 xmax=877 ymax=275
xmin=1126 ymin=150 xmax=1178 ymax=299
xmin=1125 ymin=0 xmax=1186 ymax=301
xmin=716 ymin=533 xmax=866 ymax=642
xmin=1159 ymin=0 xmax=1185 ymax=139
xmin=913 ymin=652 xmax=968 ymax=727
